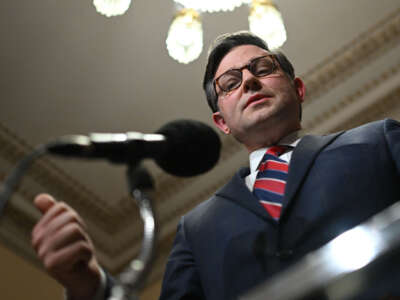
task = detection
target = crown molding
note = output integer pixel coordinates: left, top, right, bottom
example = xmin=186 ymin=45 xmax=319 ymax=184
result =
xmin=302 ymin=7 xmax=400 ymax=104
xmin=303 ymin=62 xmax=400 ymax=133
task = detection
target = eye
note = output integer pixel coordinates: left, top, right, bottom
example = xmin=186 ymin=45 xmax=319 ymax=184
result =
xmin=219 ymin=72 xmax=241 ymax=91
xmin=253 ymin=58 xmax=274 ymax=76
xmin=225 ymin=78 xmax=240 ymax=90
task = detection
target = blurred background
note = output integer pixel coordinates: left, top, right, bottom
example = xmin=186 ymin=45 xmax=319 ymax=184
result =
xmin=0 ymin=0 xmax=400 ymax=298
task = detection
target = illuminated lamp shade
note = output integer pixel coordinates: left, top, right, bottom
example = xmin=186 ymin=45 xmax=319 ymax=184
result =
xmin=93 ymin=0 xmax=131 ymax=17
xmin=173 ymin=0 xmax=251 ymax=12
xmin=249 ymin=0 xmax=287 ymax=50
xmin=166 ymin=9 xmax=203 ymax=64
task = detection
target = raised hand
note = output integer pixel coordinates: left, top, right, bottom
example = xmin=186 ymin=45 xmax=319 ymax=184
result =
xmin=31 ymin=194 xmax=101 ymax=300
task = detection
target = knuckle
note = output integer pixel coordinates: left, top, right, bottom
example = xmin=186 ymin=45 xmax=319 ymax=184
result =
xmin=68 ymin=222 xmax=84 ymax=236
xmin=68 ymin=212 xmax=80 ymax=224
xmin=56 ymin=202 xmax=68 ymax=213
xmin=76 ymin=241 xmax=92 ymax=255
xmin=31 ymin=233 xmax=42 ymax=251
xmin=37 ymin=245 xmax=48 ymax=261
xmin=59 ymin=201 xmax=74 ymax=213
xmin=70 ymin=224 xmax=89 ymax=242
xmin=77 ymin=240 xmax=90 ymax=250
xmin=63 ymin=209 xmax=83 ymax=226
xmin=43 ymin=255 xmax=57 ymax=272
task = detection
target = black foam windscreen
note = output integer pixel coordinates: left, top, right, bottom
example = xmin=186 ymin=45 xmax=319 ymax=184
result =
xmin=156 ymin=119 xmax=221 ymax=177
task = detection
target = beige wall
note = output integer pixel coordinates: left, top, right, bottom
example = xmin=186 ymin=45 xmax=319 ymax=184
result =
xmin=0 ymin=244 xmax=63 ymax=300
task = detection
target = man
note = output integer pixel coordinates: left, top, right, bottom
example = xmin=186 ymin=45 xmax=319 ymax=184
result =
xmin=32 ymin=31 xmax=400 ymax=299
xmin=158 ymin=31 xmax=400 ymax=299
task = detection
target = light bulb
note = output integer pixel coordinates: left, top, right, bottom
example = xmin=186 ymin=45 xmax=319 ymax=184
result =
xmin=249 ymin=0 xmax=287 ymax=49
xmin=93 ymin=0 xmax=131 ymax=17
xmin=166 ymin=9 xmax=203 ymax=64
xmin=173 ymin=0 xmax=251 ymax=13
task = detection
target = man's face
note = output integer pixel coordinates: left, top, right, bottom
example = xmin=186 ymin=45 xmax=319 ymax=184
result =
xmin=212 ymin=45 xmax=305 ymax=151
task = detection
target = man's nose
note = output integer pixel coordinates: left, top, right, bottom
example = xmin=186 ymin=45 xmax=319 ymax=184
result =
xmin=242 ymin=69 xmax=262 ymax=93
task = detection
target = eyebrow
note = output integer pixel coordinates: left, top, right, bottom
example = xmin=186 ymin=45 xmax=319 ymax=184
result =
xmin=216 ymin=54 xmax=272 ymax=78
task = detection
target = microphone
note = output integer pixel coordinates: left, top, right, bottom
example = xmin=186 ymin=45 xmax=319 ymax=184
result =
xmin=46 ymin=119 xmax=221 ymax=177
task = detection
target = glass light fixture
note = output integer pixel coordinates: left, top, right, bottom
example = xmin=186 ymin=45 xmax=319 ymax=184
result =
xmin=93 ymin=0 xmax=131 ymax=17
xmin=248 ymin=0 xmax=287 ymax=50
xmin=166 ymin=9 xmax=203 ymax=64
xmin=173 ymin=0 xmax=251 ymax=13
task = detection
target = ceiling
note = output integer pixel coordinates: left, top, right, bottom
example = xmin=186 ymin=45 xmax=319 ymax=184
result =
xmin=0 ymin=1 xmax=400 ymax=299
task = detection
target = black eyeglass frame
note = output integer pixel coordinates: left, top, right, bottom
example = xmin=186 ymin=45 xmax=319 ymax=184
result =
xmin=213 ymin=54 xmax=278 ymax=95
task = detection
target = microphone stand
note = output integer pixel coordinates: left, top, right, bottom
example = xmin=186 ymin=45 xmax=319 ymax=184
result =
xmin=0 ymin=142 xmax=158 ymax=300
xmin=109 ymin=165 xmax=157 ymax=300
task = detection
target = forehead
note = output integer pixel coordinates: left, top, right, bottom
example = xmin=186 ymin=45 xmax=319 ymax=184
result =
xmin=215 ymin=45 xmax=271 ymax=78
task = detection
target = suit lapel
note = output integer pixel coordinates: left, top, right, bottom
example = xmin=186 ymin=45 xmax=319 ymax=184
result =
xmin=216 ymin=168 xmax=273 ymax=222
xmin=280 ymin=132 xmax=344 ymax=218
xmin=216 ymin=132 xmax=344 ymax=223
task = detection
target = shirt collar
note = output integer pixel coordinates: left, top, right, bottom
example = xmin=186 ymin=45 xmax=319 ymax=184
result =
xmin=248 ymin=130 xmax=305 ymax=173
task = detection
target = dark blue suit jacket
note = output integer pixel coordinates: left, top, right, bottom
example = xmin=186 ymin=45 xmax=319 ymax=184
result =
xmin=159 ymin=119 xmax=400 ymax=300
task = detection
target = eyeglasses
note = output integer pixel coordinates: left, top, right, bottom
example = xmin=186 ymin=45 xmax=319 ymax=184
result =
xmin=214 ymin=55 xmax=278 ymax=95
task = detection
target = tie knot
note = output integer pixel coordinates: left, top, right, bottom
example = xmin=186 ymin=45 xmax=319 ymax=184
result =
xmin=266 ymin=145 xmax=287 ymax=157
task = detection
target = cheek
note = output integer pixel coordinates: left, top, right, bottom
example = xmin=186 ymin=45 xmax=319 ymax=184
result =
xmin=219 ymin=97 xmax=238 ymax=114
xmin=273 ymin=83 xmax=298 ymax=103
xmin=261 ymin=75 xmax=294 ymax=91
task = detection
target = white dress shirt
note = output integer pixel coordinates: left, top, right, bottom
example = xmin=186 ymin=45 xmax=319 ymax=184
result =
xmin=245 ymin=130 xmax=304 ymax=191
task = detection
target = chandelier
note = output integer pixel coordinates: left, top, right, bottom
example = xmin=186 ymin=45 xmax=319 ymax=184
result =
xmin=166 ymin=9 xmax=203 ymax=64
xmin=249 ymin=0 xmax=287 ymax=50
xmin=93 ymin=0 xmax=131 ymax=17
xmin=92 ymin=0 xmax=287 ymax=64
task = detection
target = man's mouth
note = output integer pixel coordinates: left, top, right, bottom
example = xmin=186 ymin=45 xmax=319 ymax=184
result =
xmin=245 ymin=93 xmax=272 ymax=108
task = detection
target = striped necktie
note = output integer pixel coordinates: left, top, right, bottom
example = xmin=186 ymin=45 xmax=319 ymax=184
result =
xmin=253 ymin=146 xmax=289 ymax=220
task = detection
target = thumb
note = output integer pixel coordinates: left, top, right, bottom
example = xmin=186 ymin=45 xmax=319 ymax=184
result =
xmin=34 ymin=194 xmax=56 ymax=214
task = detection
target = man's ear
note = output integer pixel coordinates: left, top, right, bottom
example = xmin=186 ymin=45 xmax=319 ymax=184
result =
xmin=294 ymin=77 xmax=306 ymax=103
xmin=212 ymin=112 xmax=231 ymax=134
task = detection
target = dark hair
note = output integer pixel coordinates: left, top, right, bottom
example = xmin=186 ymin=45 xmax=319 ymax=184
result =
xmin=203 ymin=31 xmax=296 ymax=112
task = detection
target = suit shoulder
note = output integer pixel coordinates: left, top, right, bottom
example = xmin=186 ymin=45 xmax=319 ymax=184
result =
xmin=184 ymin=193 xmax=220 ymax=222
xmin=350 ymin=119 xmax=399 ymax=131
xmin=341 ymin=119 xmax=399 ymax=136
xmin=182 ymin=167 xmax=249 ymax=222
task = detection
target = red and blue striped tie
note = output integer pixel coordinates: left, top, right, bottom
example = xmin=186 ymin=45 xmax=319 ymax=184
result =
xmin=253 ymin=146 xmax=289 ymax=220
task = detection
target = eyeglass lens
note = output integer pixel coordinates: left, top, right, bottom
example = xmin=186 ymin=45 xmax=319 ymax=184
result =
xmin=217 ymin=56 xmax=275 ymax=93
